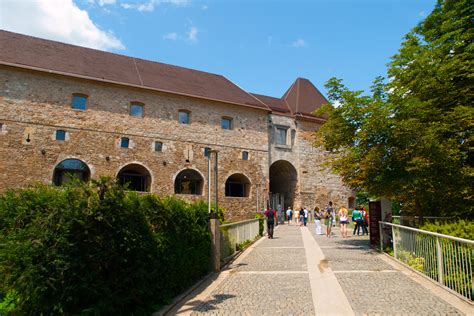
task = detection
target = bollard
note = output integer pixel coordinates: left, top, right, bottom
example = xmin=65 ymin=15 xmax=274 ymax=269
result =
xmin=209 ymin=212 xmax=221 ymax=272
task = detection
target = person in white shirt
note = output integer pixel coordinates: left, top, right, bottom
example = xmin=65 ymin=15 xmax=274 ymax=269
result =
xmin=286 ymin=207 xmax=293 ymax=225
xmin=303 ymin=207 xmax=309 ymax=226
xmin=314 ymin=207 xmax=323 ymax=235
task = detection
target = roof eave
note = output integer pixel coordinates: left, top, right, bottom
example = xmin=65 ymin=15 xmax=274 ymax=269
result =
xmin=294 ymin=112 xmax=326 ymax=123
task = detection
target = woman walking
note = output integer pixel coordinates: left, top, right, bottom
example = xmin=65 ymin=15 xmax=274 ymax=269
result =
xmin=314 ymin=207 xmax=323 ymax=235
xmin=338 ymin=207 xmax=349 ymax=238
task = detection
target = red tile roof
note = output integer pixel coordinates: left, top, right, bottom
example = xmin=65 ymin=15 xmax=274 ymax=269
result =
xmin=0 ymin=30 xmax=268 ymax=110
xmin=250 ymin=93 xmax=292 ymax=114
xmin=283 ymin=78 xmax=328 ymax=117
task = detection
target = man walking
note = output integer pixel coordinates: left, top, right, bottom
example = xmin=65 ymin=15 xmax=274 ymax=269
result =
xmin=265 ymin=208 xmax=277 ymax=239
xmin=286 ymin=206 xmax=293 ymax=225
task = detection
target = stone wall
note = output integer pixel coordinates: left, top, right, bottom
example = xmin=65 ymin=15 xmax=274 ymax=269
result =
xmin=0 ymin=66 xmax=268 ymax=221
xmin=295 ymin=119 xmax=355 ymax=211
xmin=0 ymin=65 xmax=355 ymax=221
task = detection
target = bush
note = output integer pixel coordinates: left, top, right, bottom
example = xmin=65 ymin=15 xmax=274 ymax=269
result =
xmin=0 ymin=178 xmax=211 ymax=315
xmin=420 ymin=220 xmax=474 ymax=240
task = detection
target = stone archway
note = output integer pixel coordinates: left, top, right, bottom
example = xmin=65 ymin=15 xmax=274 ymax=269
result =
xmin=117 ymin=163 xmax=151 ymax=192
xmin=269 ymin=160 xmax=297 ymax=210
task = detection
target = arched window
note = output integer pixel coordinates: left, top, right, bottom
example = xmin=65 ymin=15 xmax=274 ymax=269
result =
xmin=53 ymin=159 xmax=90 ymax=186
xmin=117 ymin=164 xmax=151 ymax=192
xmin=174 ymin=169 xmax=203 ymax=195
xmin=225 ymin=173 xmax=250 ymax=197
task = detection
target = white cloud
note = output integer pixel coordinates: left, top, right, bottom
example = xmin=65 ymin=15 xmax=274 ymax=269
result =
xmin=98 ymin=0 xmax=116 ymax=5
xmin=121 ymin=0 xmax=189 ymax=12
xmin=419 ymin=10 xmax=426 ymax=17
xmin=163 ymin=32 xmax=178 ymax=40
xmin=292 ymin=38 xmax=307 ymax=48
xmin=187 ymin=26 xmax=198 ymax=42
xmin=0 ymin=0 xmax=124 ymax=51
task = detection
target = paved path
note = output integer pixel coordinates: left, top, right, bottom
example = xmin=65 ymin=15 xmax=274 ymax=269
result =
xmin=167 ymin=223 xmax=472 ymax=315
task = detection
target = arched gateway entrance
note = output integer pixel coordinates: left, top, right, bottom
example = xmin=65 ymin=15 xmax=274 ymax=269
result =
xmin=269 ymin=160 xmax=297 ymax=211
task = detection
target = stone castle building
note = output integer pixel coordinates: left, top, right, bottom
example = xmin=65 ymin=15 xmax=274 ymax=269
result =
xmin=0 ymin=30 xmax=355 ymax=221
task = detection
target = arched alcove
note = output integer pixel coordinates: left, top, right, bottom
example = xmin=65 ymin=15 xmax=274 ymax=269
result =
xmin=174 ymin=169 xmax=203 ymax=195
xmin=117 ymin=163 xmax=151 ymax=192
xmin=53 ymin=159 xmax=90 ymax=186
xmin=225 ymin=173 xmax=251 ymax=197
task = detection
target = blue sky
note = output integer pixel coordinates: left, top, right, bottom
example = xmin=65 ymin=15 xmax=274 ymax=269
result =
xmin=1 ymin=0 xmax=437 ymax=98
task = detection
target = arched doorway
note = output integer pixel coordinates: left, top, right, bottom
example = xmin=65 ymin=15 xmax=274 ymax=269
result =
xmin=53 ymin=158 xmax=90 ymax=186
xmin=225 ymin=173 xmax=251 ymax=197
xmin=269 ymin=160 xmax=297 ymax=210
xmin=117 ymin=163 xmax=151 ymax=192
xmin=174 ymin=169 xmax=203 ymax=195
xmin=348 ymin=196 xmax=356 ymax=209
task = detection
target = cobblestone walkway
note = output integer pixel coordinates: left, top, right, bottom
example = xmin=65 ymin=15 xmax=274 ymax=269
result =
xmin=168 ymin=222 xmax=470 ymax=316
xmin=311 ymin=224 xmax=466 ymax=315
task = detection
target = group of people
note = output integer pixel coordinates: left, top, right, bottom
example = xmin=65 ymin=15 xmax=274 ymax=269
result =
xmin=264 ymin=202 xmax=369 ymax=239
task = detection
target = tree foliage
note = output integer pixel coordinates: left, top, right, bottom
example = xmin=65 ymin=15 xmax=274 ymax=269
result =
xmin=316 ymin=0 xmax=473 ymax=218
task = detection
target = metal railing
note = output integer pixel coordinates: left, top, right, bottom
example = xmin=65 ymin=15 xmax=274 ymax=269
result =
xmin=220 ymin=219 xmax=261 ymax=262
xmin=379 ymin=222 xmax=473 ymax=302
xmin=392 ymin=216 xmax=452 ymax=227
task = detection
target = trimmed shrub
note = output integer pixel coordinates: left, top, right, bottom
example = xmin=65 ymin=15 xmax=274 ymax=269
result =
xmin=420 ymin=220 xmax=474 ymax=240
xmin=0 ymin=178 xmax=211 ymax=315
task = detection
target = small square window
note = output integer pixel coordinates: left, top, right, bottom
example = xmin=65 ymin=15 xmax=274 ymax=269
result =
xmin=221 ymin=117 xmax=232 ymax=130
xmin=242 ymin=151 xmax=249 ymax=160
xmin=130 ymin=103 xmax=143 ymax=117
xmin=204 ymin=147 xmax=211 ymax=157
xmin=179 ymin=111 xmax=190 ymax=124
xmin=56 ymin=130 xmax=66 ymax=141
xmin=72 ymin=95 xmax=87 ymax=110
xmin=155 ymin=141 xmax=163 ymax=152
xmin=276 ymin=127 xmax=287 ymax=145
xmin=121 ymin=137 xmax=130 ymax=148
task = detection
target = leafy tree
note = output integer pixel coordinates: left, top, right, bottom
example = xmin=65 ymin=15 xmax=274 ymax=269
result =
xmin=316 ymin=0 xmax=473 ymax=220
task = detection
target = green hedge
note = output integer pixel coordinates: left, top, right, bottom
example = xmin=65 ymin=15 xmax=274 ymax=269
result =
xmin=420 ymin=220 xmax=474 ymax=240
xmin=0 ymin=178 xmax=211 ymax=315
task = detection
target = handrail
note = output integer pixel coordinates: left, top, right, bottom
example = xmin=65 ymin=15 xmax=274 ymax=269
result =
xmin=380 ymin=221 xmax=473 ymax=302
xmin=380 ymin=221 xmax=474 ymax=244
xmin=220 ymin=218 xmax=259 ymax=228
xmin=392 ymin=215 xmax=452 ymax=218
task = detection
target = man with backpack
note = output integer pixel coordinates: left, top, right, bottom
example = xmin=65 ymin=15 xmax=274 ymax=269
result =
xmin=265 ymin=208 xmax=277 ymax=239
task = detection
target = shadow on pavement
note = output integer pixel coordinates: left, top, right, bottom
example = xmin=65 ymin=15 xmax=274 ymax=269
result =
xmin=169 ymin=293 xmax=236 ymax=314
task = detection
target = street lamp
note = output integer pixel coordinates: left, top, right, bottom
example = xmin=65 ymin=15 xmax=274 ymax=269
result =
xmin=207 ymin=148 xmax=220 ymax=272
xmin=207 ymin=149 xmax=219 ymax=218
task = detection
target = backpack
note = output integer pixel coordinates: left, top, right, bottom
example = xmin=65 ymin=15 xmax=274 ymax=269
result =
xmin=267 ymin=210 xmax=274 ymax=224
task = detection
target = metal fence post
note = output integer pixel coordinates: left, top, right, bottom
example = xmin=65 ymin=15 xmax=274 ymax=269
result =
xmin=436 ymin=236 xmax=444 ymax=285
xmin=379 ymin=221 xmax=383 ymax=252
xmin=392 ymin=226 xmax=397 ymax=259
